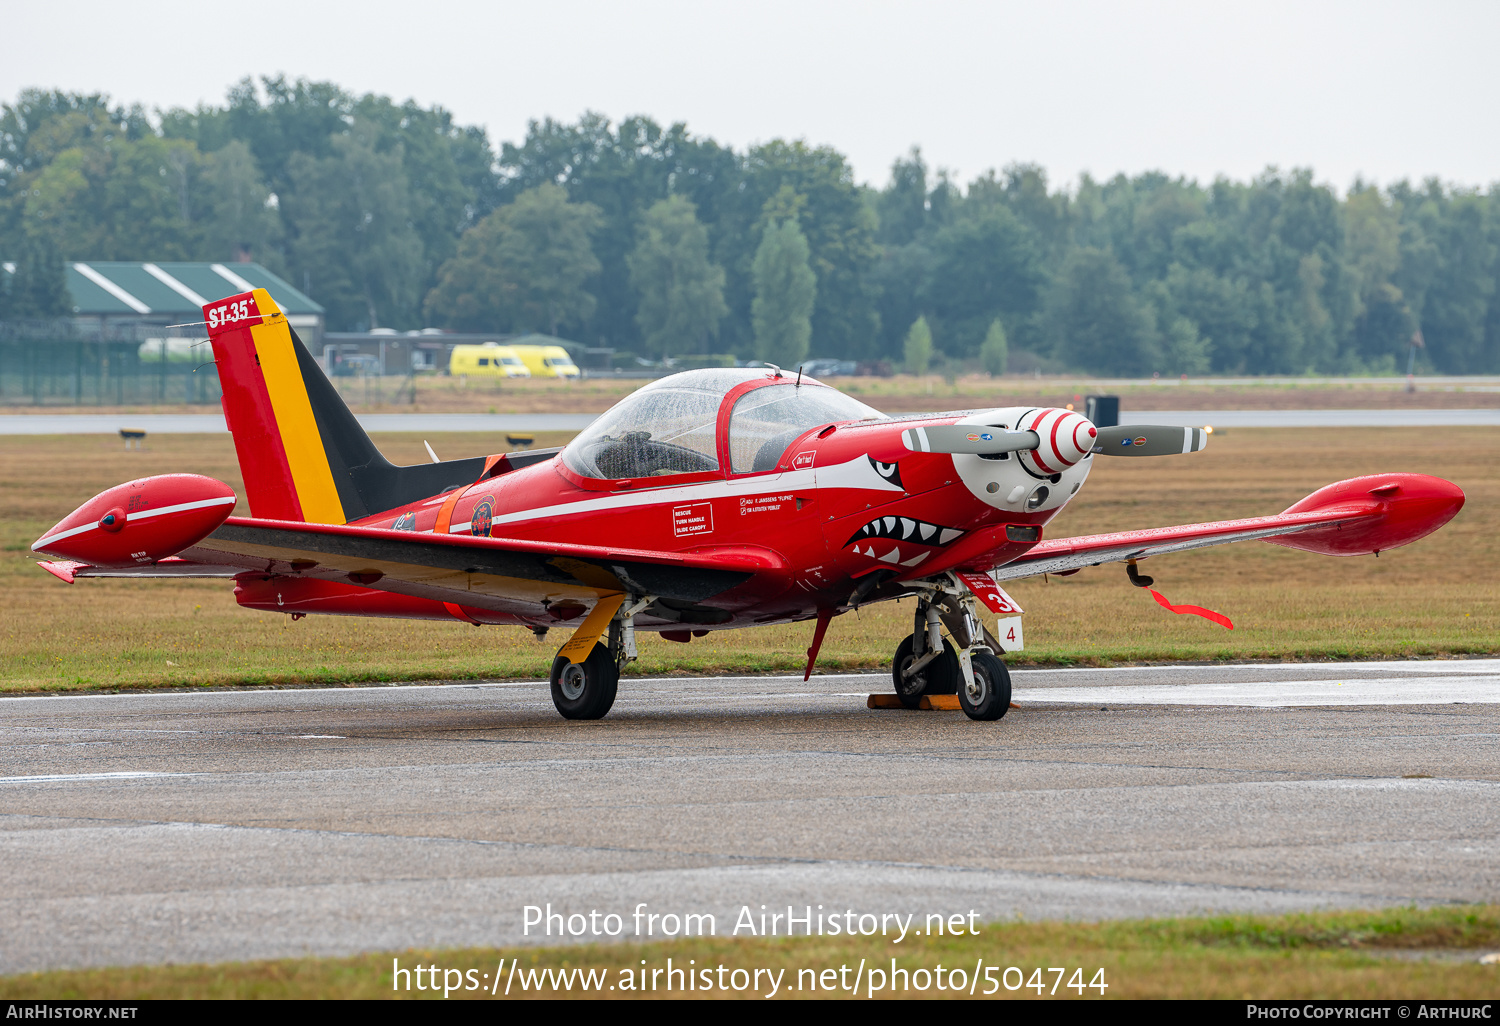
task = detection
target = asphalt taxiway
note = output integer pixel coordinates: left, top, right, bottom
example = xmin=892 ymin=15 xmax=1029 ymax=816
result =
xmin=2 ymin=660 xmax=1497 ymax=973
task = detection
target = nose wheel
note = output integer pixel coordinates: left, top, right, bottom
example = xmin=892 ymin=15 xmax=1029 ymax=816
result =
xmin=892 ymin=581 xmax=1012 ymax=721
xmin=892 ymin=634 xmax=960 ymax=709
xmin=959 ymin=649 xmax=1012 ymax=720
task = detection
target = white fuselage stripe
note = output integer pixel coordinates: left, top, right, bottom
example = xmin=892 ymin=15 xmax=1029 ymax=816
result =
xmin=443 ymin=456 xmax=903 ymax=534
xmin=452 ymin=467 xmax=817 ymax=532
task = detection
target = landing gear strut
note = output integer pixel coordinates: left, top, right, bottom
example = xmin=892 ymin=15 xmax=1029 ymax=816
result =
xmin=892 ymin=575 xmax=1012 ymax=721
xmin=548 ymin=594 xmax=654 ymax=720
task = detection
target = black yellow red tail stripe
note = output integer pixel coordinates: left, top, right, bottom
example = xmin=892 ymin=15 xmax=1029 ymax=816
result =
xmin=204 ymin=289 xmax=487 ymax=523
xmin=207 ymin=290 xmax=340 ymax=521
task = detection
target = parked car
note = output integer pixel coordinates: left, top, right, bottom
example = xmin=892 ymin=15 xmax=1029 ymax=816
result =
xmin=510 ymin=344 xmax=580 ymax=378
xmin=448 ymin=342 xmax=531 ymax=378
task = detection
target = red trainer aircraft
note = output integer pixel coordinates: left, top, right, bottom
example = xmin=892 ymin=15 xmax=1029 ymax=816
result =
xmin=33 ymin=289 xmax=1466 ymax=721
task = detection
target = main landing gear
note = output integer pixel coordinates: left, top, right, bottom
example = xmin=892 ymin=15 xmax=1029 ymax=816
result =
xmin=891 ymin=576 xmax=1012 ymax=721
xmin=550 ymin=643 xmax=618 ymax=719
xmin=548 ymin=595 xmax=653 ymax=720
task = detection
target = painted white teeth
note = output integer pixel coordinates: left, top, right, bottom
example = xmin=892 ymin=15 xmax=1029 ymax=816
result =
xmin=847 ymin=517 xmax=964 ymax=550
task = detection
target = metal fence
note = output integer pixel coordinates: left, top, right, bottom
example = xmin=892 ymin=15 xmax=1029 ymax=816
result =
xmin=0 ymin=321 xmax=221 ymax=406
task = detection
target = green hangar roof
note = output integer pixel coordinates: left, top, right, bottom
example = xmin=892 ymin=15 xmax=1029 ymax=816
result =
xmin=59 ymin=262 xmax=323 ymax=318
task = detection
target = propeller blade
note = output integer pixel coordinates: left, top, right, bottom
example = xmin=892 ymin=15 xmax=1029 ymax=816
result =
xmin=1092 ymin=425 xmax=1208 ymax=456
xmin=902 ymin=425 xmax=1040 ymax=455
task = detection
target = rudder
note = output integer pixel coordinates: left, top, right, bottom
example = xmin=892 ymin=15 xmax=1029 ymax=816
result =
xmin=204 ymin=289 xmax=487 ymax=523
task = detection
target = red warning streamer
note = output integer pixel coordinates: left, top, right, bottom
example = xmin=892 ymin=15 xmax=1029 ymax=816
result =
xmin=1149 ymin=589 xmax=1235 ymax=630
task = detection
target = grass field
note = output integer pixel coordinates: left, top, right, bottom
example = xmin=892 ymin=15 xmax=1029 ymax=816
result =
xmin=3 ymin=906 xmax=1496 ymax=999
xmin=1 ymin=426 xmax=1496 ymax=692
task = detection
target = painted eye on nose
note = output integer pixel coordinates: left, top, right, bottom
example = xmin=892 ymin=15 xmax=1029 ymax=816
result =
xmin=867 ymin=456 xmax=902 ymax=488
xmin=97 ymin=507 xmax=126 ymax=532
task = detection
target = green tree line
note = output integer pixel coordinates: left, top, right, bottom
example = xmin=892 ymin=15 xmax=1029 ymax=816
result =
xmin=3 ymin=79 xmax=1498 ymax=375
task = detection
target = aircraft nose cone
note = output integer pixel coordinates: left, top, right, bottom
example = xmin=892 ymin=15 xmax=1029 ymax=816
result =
xmin=1019 ymin=409 xmax=1096 ymax=475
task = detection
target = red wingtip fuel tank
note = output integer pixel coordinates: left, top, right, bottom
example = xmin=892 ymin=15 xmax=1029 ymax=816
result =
xmin=31 ymin=474 xmax=237 ymax=568
xmin=1265 ymin=473 xmax=1465 ymax=556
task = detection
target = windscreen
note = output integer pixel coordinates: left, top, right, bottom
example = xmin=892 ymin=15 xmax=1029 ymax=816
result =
xmin=729 ymin=383 xmax=885 ymax=473
xmin=562 ymin=386 xmax=721 ymax=479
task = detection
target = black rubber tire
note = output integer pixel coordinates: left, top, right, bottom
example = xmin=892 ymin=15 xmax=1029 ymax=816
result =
xmin=892 ymin=634 xmax=961 ymax=709
xmin=959 ymin=649 xmax=1012 ymax=721
xmin=549 ymin=643 xmax=619 ymax=720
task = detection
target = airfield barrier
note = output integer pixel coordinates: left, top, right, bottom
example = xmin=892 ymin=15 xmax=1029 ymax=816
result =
xmin=0 ymin=324 xmax=223 ymax=406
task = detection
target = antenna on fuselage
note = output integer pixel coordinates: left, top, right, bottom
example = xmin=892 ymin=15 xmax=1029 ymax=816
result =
xmin=795 ymin=365 xmax=803 ymax=388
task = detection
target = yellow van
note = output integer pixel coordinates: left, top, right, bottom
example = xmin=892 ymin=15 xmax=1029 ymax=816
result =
xmin=448 ymin=343 xmax=530 ymax=378
xmin=510 ymin=344 xmax=580 ymax=378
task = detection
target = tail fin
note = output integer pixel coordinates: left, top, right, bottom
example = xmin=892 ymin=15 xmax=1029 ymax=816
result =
xmin=205 ymin=289 xmax=486 ymax=523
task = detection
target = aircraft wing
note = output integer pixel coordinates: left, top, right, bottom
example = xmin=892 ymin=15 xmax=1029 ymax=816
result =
xmin=41 ymin=516 xmax=779 ymax=613
xmin=990 ymin=504 xmax=1382 ymax=581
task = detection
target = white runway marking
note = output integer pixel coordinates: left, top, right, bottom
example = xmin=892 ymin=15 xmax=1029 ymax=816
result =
xmin=0 ymin=661 xmax=1495 ymax=708
xmin=0 ymin=771 xmax=192 ymax=784
xmin=1015 ymin=675 xmax=1500 ymax=707
xmin=1015 ymin=659 xmax=1500 ymax=676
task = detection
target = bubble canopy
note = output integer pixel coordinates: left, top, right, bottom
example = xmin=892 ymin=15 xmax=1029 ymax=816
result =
xmin=559 ymin=369 xmax=885 ymax=482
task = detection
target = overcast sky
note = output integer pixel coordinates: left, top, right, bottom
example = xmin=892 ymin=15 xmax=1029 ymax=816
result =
xmin=6 ymin=0 xmax=1496 ymax=194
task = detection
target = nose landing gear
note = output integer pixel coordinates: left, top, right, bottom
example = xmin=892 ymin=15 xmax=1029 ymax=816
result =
xmin=960 ymin=648 xmax=1012 ymax=721
xmin=891 ymin=575 xmax=1012 ymax=721
xmin=892 ymin=633 xmax=960 ymax=708
xmin=892 ymin=602 xmax=959 ymax=708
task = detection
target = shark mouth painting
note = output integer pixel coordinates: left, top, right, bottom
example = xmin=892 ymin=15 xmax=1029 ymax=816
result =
xmin=844 ymin=516 xmax=965 ymax=568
